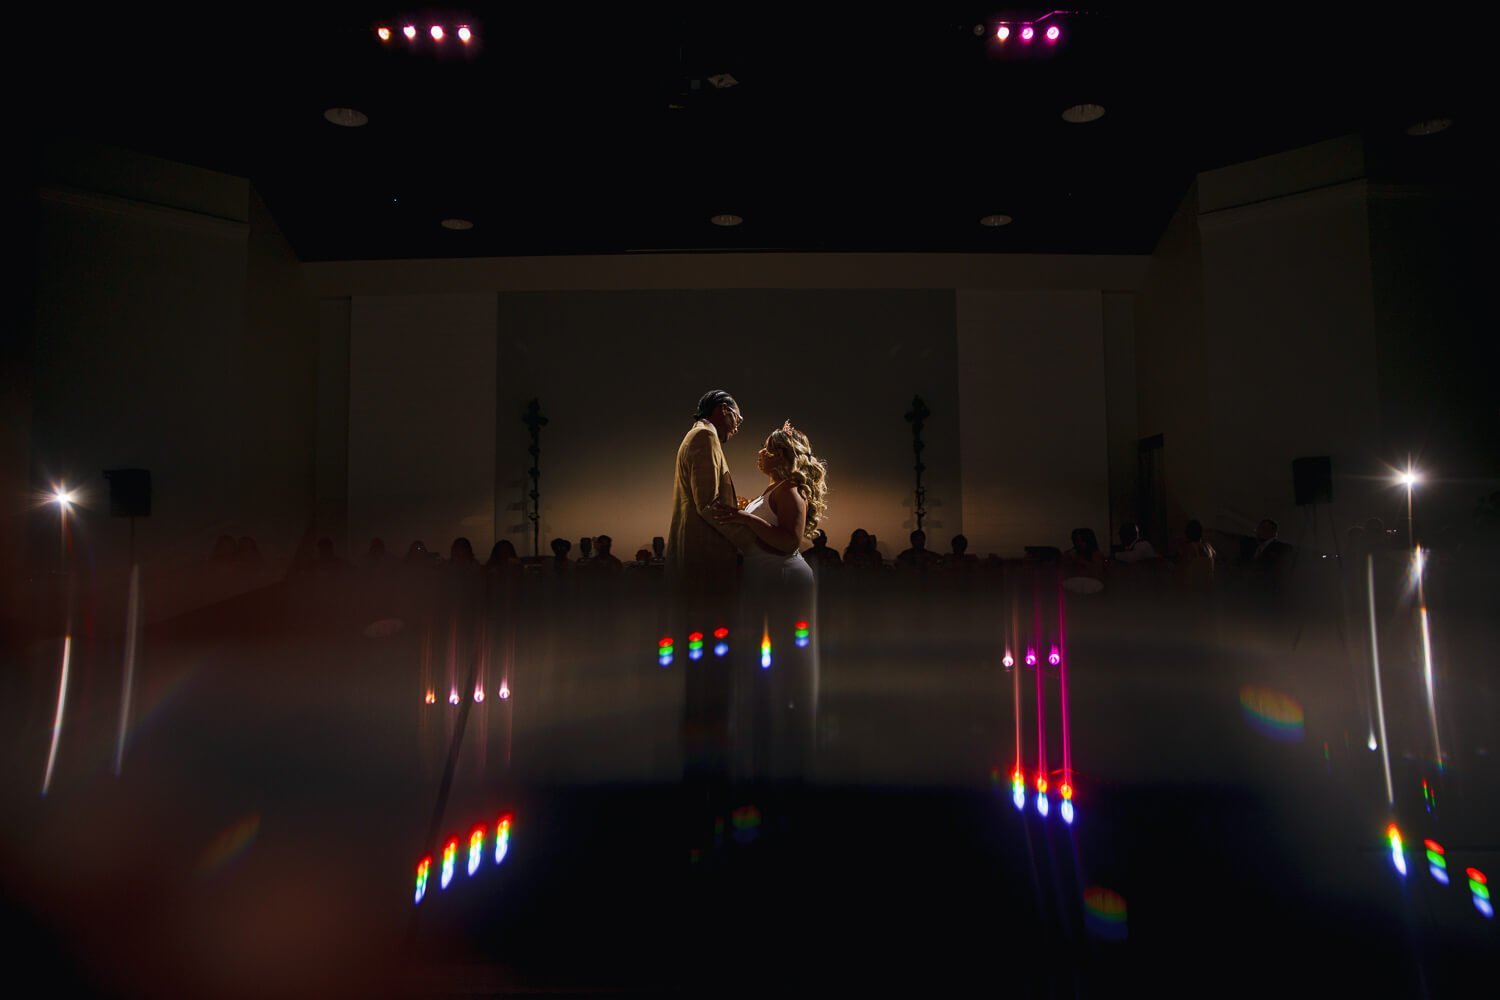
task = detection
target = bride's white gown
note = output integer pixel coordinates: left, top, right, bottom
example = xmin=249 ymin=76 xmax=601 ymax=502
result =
xmin=731 ymin=490 xmax=818 ymax=784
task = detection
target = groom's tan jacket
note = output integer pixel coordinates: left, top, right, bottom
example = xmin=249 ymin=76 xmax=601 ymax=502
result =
xmin=667 ymin=420 xmax=753 ymax=600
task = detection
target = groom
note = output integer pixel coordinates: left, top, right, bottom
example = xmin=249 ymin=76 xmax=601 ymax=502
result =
xmin=668 ymin=389 xmax=753 ymax=812
xmin=667 ymin=389 xmax=752 ymax=617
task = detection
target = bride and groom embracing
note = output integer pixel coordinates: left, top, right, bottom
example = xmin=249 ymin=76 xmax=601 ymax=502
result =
xmin=666 ymin=389 xmax=829 ymax=787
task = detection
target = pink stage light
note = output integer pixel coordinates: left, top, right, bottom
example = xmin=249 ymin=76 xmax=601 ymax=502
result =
xmin=1048 ymin=649 xmax=1061 ymax=667
xmin=1046 ymin=25 xmax=1060 ymax=42
xmin=1020 ymin=25 xmax=1035 ymax=42
xmin=996 ymin=25 xmax=1011 ymax=42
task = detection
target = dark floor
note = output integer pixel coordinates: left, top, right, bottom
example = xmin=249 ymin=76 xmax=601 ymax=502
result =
xmin=3 ymin=561 xmax=1496 ymax=996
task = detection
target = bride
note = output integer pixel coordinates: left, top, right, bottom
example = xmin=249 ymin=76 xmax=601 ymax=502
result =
xmin=709 ymin=420 xmax=829 ymax=786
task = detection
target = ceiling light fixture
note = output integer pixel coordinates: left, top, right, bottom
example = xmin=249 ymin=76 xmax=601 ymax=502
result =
xmin=377 ymin=26 xmax=391 ymax=42
xmin=1405 ymin=118 xmax=1452 ymax=136
xmin=324 ymin=107 xmax=369 ymax=127
xmin=710 ymin=214 xmax=743 ymax=227
xmin=441 ymin=219 xmax=474 ymax=230
xmin=979 ymin=214 xmax=1013 ymax=227
xmin=402 ymin=25 xmax=417 ymax=40
xmin=457 ymin=25 xmax=472 ymax=43
xmin=1061 ymin=103 xmax=1105 ymax=123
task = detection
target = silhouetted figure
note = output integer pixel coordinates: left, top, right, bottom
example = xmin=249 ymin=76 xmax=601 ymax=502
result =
xmin=448 ymin=537 xmax=477 ymax=568
xmin=578 ymin=536 xmax=593 ymax=565
xmin=896 ymin=530 xmax=941 ymax=573
xmin=366 ymin=538 xmax=389 ymax=567
xmin=651 ymin=535 xmax=666 ymax=565
xmin=634 ymin=548 xmax=653 ymax=565
xmin=315 ymin=537 xmax=348 ymax=574
xmin=843 ymin=529 xmax=881 ymax=571
xmin=1062 ymin=528 xmax=1106 ymax=593
xmin=591 ymin=534 xmax=624 ymax=573
xmin=1246 ymin=519 xmax=1290 ymax=572
xmin=943 ymin=534 xmax=977 ymax=572
xmin=1176 ymin=519 xmax=1216 ymax=591
xmin=1114 ymin=523 xmax=1158 ymax=563
xmin=236 ymin=536 xmax=262 ymax=574
xmin=485 ymin=539 xmax=518 ymax=570
xmin=550 ymin=537 xmax=572 ymax=573
xmin=802 ymin=529 xmax=842 ymax=573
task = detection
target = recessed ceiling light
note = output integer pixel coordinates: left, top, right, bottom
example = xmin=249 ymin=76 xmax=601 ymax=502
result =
xmin=441 ymin=219 xmax=474 ymax=230
xmin=1405 ymin=118 xmax=1452 ymax=136
xmin=1061 ymin=103 xmax=1105 ymax=124
xmin=710 ymin=214 xmax=743 ymax=227
xmin=979 ymin=214 xmax=1013 ymax=227
xmin=324 ymin=107 xmax=369 ymax=127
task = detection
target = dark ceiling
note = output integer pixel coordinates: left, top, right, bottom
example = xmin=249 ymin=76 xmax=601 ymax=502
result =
xmin=23 ymin=5 xmax=1483 ymax=261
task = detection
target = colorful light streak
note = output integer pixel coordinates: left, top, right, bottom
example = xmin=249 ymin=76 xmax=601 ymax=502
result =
xmin=688 ymin=631 xmax=704 ymax=661
xmin=415 ymin=855 xmax=431 ymax=903
xmin=714 ymin=626 xmax=729 ymax=657
xmin=425 ymin=689 xmax=436 ymax=704
xmin=1056 ymin=579 xmax=1074 ymax=830
xmin=1036 ymin=776 xmax=1049 ymax=817
xmin=449 ymin=689 xmax=460 ymax=705
xmin=659 ymin=636 xmax=674 ymax=667
xmin=1003 ymin=651 xmax=1014 ymax=669
xmin=1387 ymin=824 xmax=1407 ymax=877
xmin=440 ymin=838 xmax=457 ymax=889
xmin=1011 ymin=769 xmax=1025 ymax=810
xmin=1414 ymin=548 xmax=1443 ymax=772
xmin=1083 ymin=886 xmax=1128 ymax=941
xmin=1060 ymin=782 xmax=1074 ymax=825
xmin=495 ymin=815 xmax=512 ymax=865
xmin=467 ymin=826 xmax=485 ymax=876
xmin=760 ymin=623 xmax=772 ymax=669
xmin=498 ymin=682 xmax=510 ymax=699
xmin=795 ymin=620 xmax=810 ymax=649
xmin=1468 ymin=868 xmax=1492 ymax=918
xmin=1424 ymin=839 xmax=1449 ymax=885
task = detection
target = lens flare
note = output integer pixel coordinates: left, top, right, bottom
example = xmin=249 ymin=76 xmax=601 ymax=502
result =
xmin=996 ymin=25 xmax=1011 ymax=42
xmin=41 ymin=635 xmax=72 ymax=796
xmin=415 ymin=855 xmax=431 ymax=904
xmin=689 ymin=631 xmax=704 ymax=661
xmin=1025 ymin=650 xmax=1037 ymax=667
xmin=1020 ymin=25 xmax=1035 ymax=41
xmin=473 ymin=688 xmax=484 ymax=703
xmin=1468 ymin=868 xmax=1493 ymax=918
xmin=425 ymin=689 xmax=436 ymax=704
xmin=1011 ymin=769 xmax=1025 ymax=810
xmin=430 ymin=25 xmax=444 ymax=41
xmin=498 ymin=682 xmax=510 ymax=699
xmin=659 ymin=635 xmax=674 ymax=667
xmin=1083 ymin=886 xmax=1128 ymax=941
xmin=795 ymin=620 xmax=811 ymax=648
xmin=1036 ymin=776 xmax=1049 ymax=816
xmin=1003 ymin=651 xmax=1014 ymax=669
xmin=1048 ymin=648 xmax=1061 ymax=667
xmin=441 ymin=838 xmax=457 ymax=889
xmin=495 ymin=815 xmax=512 ymax=864
xmin=714 ymin=642 xmax=729 ymax=657
xmin=377 ymin=26 xmax=391 ymax=41
xmin=457 ymin=25 xmax=472 ymax=43
xmin=1046 ymin=25 xmax=1060 ymax=42
xmin=402 ymin=25 xmax=417 ymax=40
xmin=761 ymin=625 xmax=772 ymax=669
xmin=1425 ymin=839 xmax=1449 ymax=884
xmin=467 ymin=826 xmax=485 ymax=876
xmin=1239 ymin=685 xmax=1305 ymax=742
xmin=448 ymin=689 xmax=460 ymax=705
xmin=1388 ymin=824 xmax=1407 ymax=877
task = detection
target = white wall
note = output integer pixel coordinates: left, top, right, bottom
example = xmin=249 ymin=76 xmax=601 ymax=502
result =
xmin=956 ymin=290 xmax=1109 ymax=556
xmin=347 ymin=294 xmax=498 ymax=559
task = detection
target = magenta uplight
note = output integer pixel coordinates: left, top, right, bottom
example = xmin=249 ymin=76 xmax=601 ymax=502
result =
xmin=1020 ymin=25 xmax=1035 ymax=41
xmin=1046 ymin=25 xmax=1060 ymax=42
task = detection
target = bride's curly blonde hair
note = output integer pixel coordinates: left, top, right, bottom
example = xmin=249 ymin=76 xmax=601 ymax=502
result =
xmin=766 ymin=420 xmax=829 ymax=541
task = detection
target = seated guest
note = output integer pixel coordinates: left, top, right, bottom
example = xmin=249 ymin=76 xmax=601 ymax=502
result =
xmin=943 ymin=534 xmax=978 ymax=572
xmin=895 ymin=530 xmax=942 ymax=573
xmin=549 ymin=537 xmax=572 ymax=573
xmin=803 ymin=529 xmax=842 ymax=573
xmin=1114 ymin=523 xmax=1158 ymax=564
xmin=1062 ymin=528 xmax=1106 ymax=593
xmin=844 ymin=529 xmax=882 ymax=570
xmin=1176 ymin=519 xmax=1216 ymax=590
xmin=590 ymin=534 xmax=624 ymax=573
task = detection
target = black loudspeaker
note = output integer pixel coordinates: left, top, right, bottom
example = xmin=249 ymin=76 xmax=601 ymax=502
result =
xmin=104 ymin=468 xmax=151 ymax=517
xmin=1292 ymin=456 xmax=1332 ymax=506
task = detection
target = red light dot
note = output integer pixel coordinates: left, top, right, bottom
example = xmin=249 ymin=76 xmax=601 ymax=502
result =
xmin=659 ymin=637 xmax=673 ymax=648
xmin=688 ymin=632 xmax=703 ymax=642
xmin=713 ymin=627 xmax=729 ymax=639
xmin=795 ymin=621 xmax=809 ymax=630
xmin=1424 ymin=839 xmax=1444 ymax=853
xmin=1468 ymin=868 xmax=1488 ymax=884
